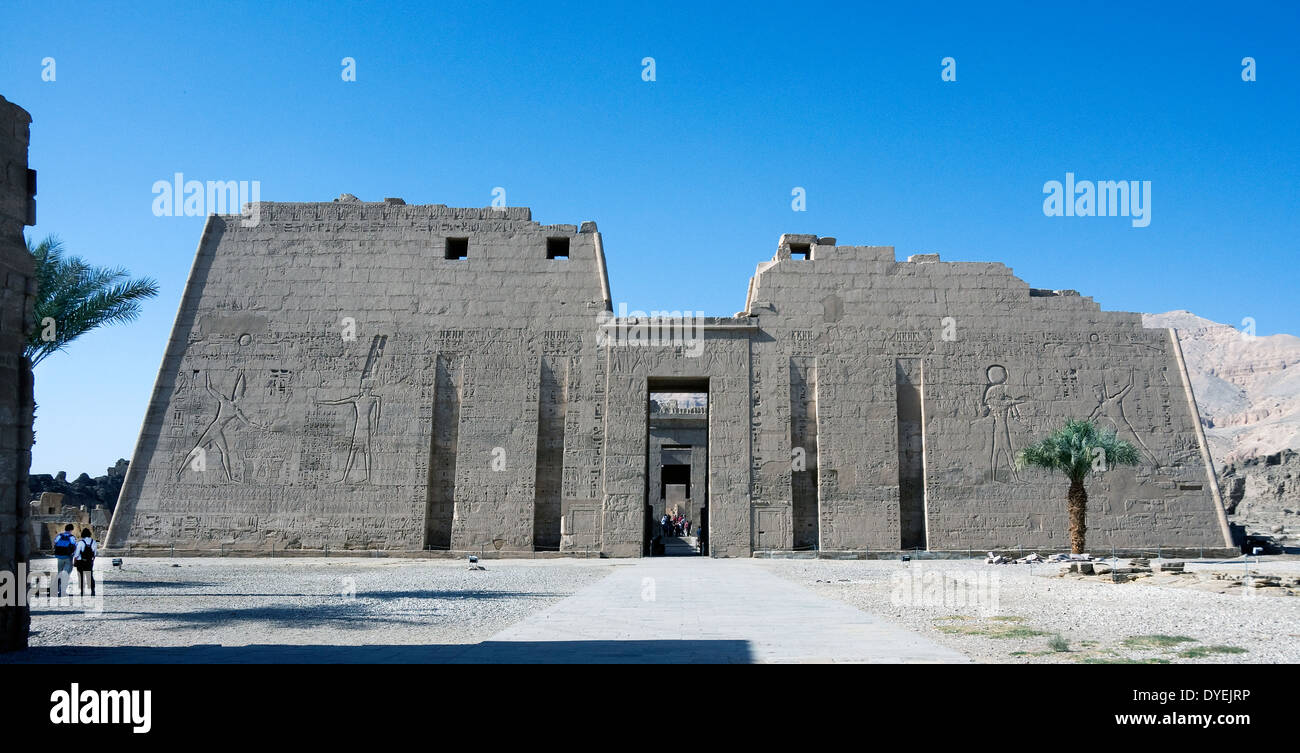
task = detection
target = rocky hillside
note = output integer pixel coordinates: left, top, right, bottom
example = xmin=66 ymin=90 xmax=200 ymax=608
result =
xmin=1218 ymin=450 xmax=1298 ymax=547
xmin=1143 ymin=311 xmax=1300 ymax=464
xmin=1144 ymin=311 xmax=1300 ymax=545
xmin=29 ymin=458 xmax=128 ymax=512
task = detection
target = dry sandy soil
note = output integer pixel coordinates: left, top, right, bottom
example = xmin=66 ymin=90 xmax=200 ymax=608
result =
xmin=761 ymin=556 xmax=1300 ymax=663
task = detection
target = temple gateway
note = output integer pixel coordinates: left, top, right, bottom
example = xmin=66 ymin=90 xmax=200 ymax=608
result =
xmin=106 ymin=199 xmax=1234 ymax=557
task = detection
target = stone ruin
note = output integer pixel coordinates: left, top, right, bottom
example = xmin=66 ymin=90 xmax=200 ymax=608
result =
xmin=0 ymin=94 xmax=37 ymax=650
xmin=26 ymin=492 xmax=109 ymax=552
xmin=105 ymin=199 xmax=1235 ymax=557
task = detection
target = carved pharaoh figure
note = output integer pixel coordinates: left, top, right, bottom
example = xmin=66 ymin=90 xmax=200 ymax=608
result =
xmin=178 ymin=370 xmax=263 ymax=482
xmin=1089 ymin=367 xmax=1159 ymax=468
xmin=316 ymin=378 xmax=382 ymax=484
xmin=981 ymin=365 xmax=1026 ymax=483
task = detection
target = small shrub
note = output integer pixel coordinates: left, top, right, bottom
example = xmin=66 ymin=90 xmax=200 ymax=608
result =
xmin=1121 ymin=634 xmax=1197 ymax=649
xmin=934 ymin=618 xmax=1047 ymax=639
xmin=1179 ymin=645 xmax=1247 ymax=659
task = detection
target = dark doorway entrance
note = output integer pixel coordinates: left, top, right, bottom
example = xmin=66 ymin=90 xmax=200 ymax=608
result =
xmin=647 ymin=378 xmax=709 ymax=557
xmin=661 ymin=463 xmax=690 ymax=498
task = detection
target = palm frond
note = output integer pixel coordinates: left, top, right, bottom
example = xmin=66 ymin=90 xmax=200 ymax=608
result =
xmin=24 ymin=233 xmax=160 ymax=366
xmin=1015 ymin=418 xmax=1141 ymax=482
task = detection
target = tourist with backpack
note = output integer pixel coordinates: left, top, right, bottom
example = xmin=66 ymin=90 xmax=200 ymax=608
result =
xmin=52 ymin=524 xmax=77 ymax=597
xmin=74 ymin=528 xmax=98 ymax=596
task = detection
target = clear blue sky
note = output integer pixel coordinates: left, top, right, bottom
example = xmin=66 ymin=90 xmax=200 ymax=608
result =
xmin=3 ymin=1 xmax=1297 ymax=476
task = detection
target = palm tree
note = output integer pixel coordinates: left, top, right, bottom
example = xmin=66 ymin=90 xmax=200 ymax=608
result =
xmin=25 ymin=234 xmax=159 ymax=366
xmin=1015 ymin=418 xmax=1140 ymax=554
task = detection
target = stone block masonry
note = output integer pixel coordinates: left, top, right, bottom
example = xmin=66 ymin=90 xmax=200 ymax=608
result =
xmin=0 ymin=95 xmax=37 ymax=650
xmin=107 ymin=200 xmax=1234 ymax=557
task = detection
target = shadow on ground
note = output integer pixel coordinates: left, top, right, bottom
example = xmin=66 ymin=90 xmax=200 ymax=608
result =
xmin=35 ymin=605 xmax=423 ymax=630
xmin=0 ymin=640 xmax=755 ymax=664
xmin=87 ymin=581 xmax=219 ymax=590
xmin=31 ymin=590 xmax=572 ymax=630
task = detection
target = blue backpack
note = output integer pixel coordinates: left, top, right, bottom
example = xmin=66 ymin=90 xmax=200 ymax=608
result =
xmin=53 ymin=532 xmax=77 ymax=557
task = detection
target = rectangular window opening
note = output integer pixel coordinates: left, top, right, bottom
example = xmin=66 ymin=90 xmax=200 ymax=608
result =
xmin=445 ymin=237 xmax=469 ymax=260
xmin=546 ymin=237 xmax=570 ymax=259
xmin=790 ymin=243 xmax=811 ymax=260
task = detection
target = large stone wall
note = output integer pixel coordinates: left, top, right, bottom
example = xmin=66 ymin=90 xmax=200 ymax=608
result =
xmin=108 ymin=203 xmax=1233 ymax=556
xmin=601 ymin=328 xmax=755 ymax=556
xmin=745 ymin=237 xmax=1232 ymax=552
xmin=108 ymin=201 xmax=610 ymax=554
xmin=0 ymin=95 xmax=36 ymax=650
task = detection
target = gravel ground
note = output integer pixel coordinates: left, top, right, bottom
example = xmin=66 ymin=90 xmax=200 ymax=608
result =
xmin=10 ymin=554 xmax=1298 ymax=664
xmin=16 ymin=556 xmax=614 ymax=652
xmin=758 ymin=557 xmax=1300 ymax=664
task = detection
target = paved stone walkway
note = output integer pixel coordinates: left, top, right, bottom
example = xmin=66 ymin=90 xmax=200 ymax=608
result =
xmin=661 ymin=535 xmax=699 ymax=556
xmin=483 ymin=558 xmax=969 ymax=663
xmin=1 ymin=558 xmax=968 ymax=663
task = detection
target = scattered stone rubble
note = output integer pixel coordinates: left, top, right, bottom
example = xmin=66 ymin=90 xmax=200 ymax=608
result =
xmin=982 ymin=549 xmax=1300 ymax=594
xmin=1209 ymin=572 xmax=1300 ymax=592
xmin=984 ymin=552 xmax=1200 ymax=584
xmin=985 ymin=551 xmax=1089 ymax=565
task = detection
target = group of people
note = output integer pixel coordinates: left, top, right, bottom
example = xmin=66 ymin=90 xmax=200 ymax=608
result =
xmin=51 ymin=523 xmax=98 ymax=597
xmin=659 ymin=513 xmax=692 ymax=538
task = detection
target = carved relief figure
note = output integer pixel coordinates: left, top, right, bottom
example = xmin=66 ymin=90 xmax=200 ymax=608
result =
xmin=1089 ymin=368 xmax=1158 ymax=467
xmin=316 ymin=379 xmax=382 ymax=483
xmin=315 ymin=334 xmax=386 ymax=483
xmin=981 ymin=365 xmax=1026 ymax=483
xmin=178 ymin=370 xmax=263 ymax=482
